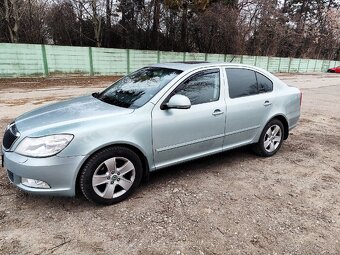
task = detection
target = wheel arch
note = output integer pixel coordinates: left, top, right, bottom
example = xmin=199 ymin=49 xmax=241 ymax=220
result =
xmin=268 ymin=114 xmax=289 ymax=140
xmin=75 ymin=143 xmax=150 ymax=195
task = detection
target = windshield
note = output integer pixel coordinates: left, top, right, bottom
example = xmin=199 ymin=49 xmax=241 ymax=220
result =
xmin=97 ymin=67 xmax=182 ymax=108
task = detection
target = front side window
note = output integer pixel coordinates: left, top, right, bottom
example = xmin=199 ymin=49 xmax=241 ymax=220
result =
xmin=97 ymin=67 xmax=182 ymax=108
xmin=173 ymin=69 xmax=220 ymax=105
xmin=226 ymin=68 xmax=258 ymax=98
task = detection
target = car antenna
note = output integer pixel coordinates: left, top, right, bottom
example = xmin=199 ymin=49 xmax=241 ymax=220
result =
xmin=230 ymin=56 xmax=235 ymax=62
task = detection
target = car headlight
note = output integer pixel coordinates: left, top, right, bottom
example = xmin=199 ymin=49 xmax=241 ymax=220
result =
xmin=15 ymin=134 xmax=74 ymax=157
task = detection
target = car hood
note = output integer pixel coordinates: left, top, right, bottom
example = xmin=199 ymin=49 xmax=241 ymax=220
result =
xmin=15 ymin=95 xmax=134 ymax=135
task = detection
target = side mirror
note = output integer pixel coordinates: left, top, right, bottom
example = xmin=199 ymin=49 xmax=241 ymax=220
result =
xmin=165 ymin=94 xmax=191 ymax=109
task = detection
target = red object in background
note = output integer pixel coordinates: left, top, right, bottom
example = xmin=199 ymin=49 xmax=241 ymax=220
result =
xmin=327 ymin=66 xmax=340 ymax=73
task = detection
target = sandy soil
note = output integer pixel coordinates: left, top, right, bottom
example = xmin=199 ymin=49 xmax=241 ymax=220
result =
xmin=0 ymin=73 xmax=339 ymax=254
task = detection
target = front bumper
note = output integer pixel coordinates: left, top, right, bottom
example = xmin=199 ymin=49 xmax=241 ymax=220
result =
xmin=2 ymin=149 xmax=85 ymax=197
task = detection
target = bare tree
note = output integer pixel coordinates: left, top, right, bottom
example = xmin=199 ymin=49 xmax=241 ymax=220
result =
xmin=0 ymin=0 xmax=339 ymax=60
xmin=3 ymin=0 xmax=20 ymax=42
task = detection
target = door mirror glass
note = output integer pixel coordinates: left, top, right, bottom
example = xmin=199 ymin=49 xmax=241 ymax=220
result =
xmin=165 ymin=94 xmax=191 ymax=109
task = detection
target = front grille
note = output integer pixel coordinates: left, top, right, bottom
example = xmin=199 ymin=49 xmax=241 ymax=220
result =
xmin=3 ymin=123 xmax=20 ymax=150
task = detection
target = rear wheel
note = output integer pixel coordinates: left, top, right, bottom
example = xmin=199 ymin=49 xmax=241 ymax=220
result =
xmin=79 ymin=146 xmax=143 ymax=205
xmin=253 ymin=119 xmax=284 ymax=157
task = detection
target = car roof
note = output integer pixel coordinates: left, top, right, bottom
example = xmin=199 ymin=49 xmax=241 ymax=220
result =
xmin=150 ymin=61 xmax=258 ymax=71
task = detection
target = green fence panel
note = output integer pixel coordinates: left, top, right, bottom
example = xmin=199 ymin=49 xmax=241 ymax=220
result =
xmin=185 ymin=52 xmax=206 ymax=61
xmin=92 ymin=48 xmax=127 ymax=75
xmin=289 ymin=58 xmax=300 ymax=72
xmin=1 ymin=43 xmax=340 ymax=77
xmin=225 ymin=55 xmax=234 ymax=62
xmin=329 ymin=60 xmax=337 ymax=69
xmin=267 ymin=57 xmax=281 ymax=73
xmin=206 ymin=53 xmax=225 ymax=62
xmin=242 ymin=55 xmax=256 ymax=66
xmin=226 ymin=55 xmax=242 ymax=63
xmin=306 ymin=59 xmax=316 ymax=72
xmin=314 ymin=60 xmax=323 ymax=72
xmin=45 ymin=45 xmax=89 ymax=75
xmin=159 ymin=51 xmax=184 ymax=62
xmin=321 ymin=60 xmax=331 ymax=72
xmin=129 ymin=49 xmax=158 ymax=72
xmin=0 ymin=43 xmax=44 ymax=77
xmin=278 ymin=58 xmax=290 ymax=72
xmin=254 ymin=56 xmax=268 ymax=70
xmin=298 ymin=59 xmax=309 ymax=72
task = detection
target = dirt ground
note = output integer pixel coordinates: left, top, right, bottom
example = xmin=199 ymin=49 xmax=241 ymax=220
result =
xmin=0 ymin=73 xmax=339 ymax=255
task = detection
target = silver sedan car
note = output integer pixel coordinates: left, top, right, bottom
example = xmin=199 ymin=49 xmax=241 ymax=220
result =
xmin=2 ymin=62 xmax=301 ymax=204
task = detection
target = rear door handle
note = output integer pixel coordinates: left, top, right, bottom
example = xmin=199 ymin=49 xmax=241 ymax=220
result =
xmin=212 ymin=109 xmax=224 ymax=116
xmin=264 ymin=100 xmax=272 ymax=106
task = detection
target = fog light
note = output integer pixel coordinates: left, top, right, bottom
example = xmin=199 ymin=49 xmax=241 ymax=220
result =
xmin=21 ymin=177 xmax=50 ymax=189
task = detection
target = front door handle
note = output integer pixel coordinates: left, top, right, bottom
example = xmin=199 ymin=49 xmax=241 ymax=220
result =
xmin=212 ymin=109 xmax=224 ymax=116
xmin=264 ymin=100 xmax=272 ymax=106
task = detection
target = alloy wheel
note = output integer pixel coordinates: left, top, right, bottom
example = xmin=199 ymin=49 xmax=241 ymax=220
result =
xmin=92 ymin=157 xmax=136 ymax=199
xmin=263 ymin=124 xmax=282 ymax=153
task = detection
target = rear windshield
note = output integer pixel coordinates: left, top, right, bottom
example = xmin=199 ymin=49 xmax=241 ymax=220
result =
xmin=97 ymin=67 xmax=182 ymax=108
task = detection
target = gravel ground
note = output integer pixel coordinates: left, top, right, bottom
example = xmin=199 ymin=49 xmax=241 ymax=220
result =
xmin=0 ymin=73 xmax=339 ymax=255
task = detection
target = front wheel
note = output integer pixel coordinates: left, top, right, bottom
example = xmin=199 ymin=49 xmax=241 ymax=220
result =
xmin=253 ymin=119 xmax=284 ymax=157
xmin=79 ymin=146 xmax=143 ymax=205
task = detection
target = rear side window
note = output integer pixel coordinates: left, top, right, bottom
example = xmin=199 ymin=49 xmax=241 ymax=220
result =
xmin=256 ymin=72 xmax=273 ymax=93
xmin=226 ymin=68 xmax=273 ymax=98
xmin=226 ymin=69 xmax=258 ymax=98
xmin=173 ymin=69 xmax=220 ymax=105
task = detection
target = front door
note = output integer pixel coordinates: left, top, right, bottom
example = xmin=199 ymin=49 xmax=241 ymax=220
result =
xmin=152 ymin=68 xmax=226 ymax=169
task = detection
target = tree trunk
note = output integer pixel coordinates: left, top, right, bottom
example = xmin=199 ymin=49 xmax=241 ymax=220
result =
xmin=151 ymin=0 xmax=160 ymax=49
xmin=91 ymin=0 xmax=101 ymax=47
xmin=4 ymin=0 xmax=19 ymax=43
xmin=181 ymin=3 xmax=188 ymax=51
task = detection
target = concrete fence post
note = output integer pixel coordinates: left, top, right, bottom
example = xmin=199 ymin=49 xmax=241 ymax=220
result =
xmin=278 ymin=58 xmax=282 ymax=72
xmin=288 ymin=58 xmax=292 ymax=73
xmin=127 ymin=49 xmax=130 ymax=74
xmin=306 ymin=59 xmax=309 ymax=73
xmin=313 ymin=59 xmax=318 ymax=72
xmin=266 ymin=57 xmax=270 ymax=71
xmin=157 ymin=51 xmax=161 ymax=63
xmin=88 ymin=47 xmax=94 ymax=76
xmin=41 ymin=44 xmax=49 ymax=77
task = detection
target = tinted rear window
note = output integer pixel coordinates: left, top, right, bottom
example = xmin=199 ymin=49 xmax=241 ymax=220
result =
xmin=256 ymin=72 xmax=273 ymax=93
xmin=226 ymin=69 xmax=258 ymax=98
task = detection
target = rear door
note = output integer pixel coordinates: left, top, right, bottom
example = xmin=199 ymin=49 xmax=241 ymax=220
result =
xmin=223 ymin=68 xmax=273 ymax=149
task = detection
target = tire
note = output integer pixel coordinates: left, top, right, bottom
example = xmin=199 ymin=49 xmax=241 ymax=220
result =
xmin=252 ymin=119 xmax=284 ymax=157
xmin=79 ymin=146 xmax=143 ymax=205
